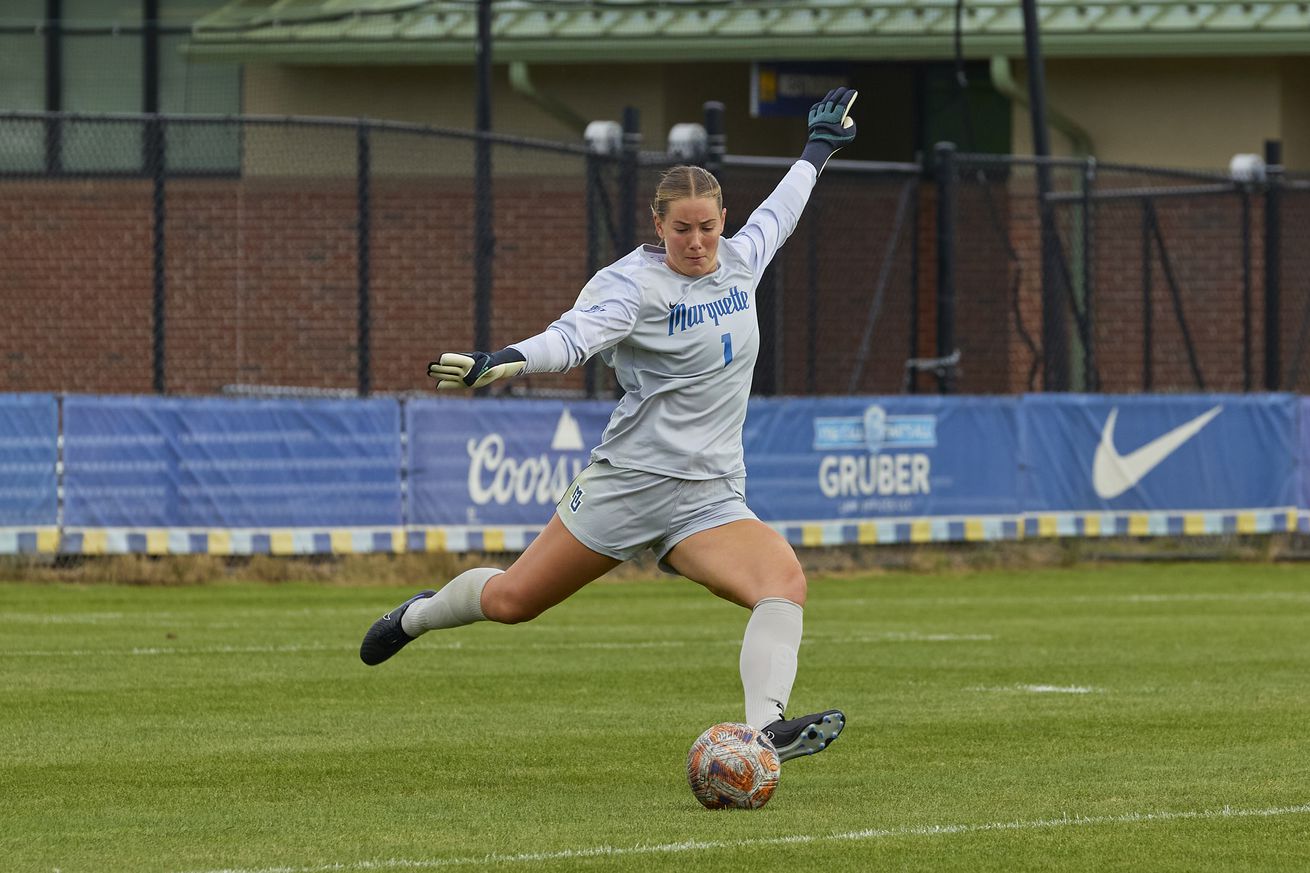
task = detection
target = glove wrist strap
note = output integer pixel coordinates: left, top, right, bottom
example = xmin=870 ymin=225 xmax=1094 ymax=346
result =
xmin=488 ymin=347 xmax=526 ymax=367
xmin=801 ymin=140 xmax=838 ymax=173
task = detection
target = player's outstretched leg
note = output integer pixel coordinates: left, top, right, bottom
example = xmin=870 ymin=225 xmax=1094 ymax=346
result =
xmin=762 ymin=709 xmax=845 ymax=762
xmin=359 ymin=567 xmax=501 ymax=666
xmin=359 ymin=589 xmax=436 ymax=665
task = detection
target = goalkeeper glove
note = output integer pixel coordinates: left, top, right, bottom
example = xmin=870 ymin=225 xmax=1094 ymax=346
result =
xmin=801 ymin=87 xmax=858 ymax=173
xmin=427 ymin=348 xmax=526 ymax=390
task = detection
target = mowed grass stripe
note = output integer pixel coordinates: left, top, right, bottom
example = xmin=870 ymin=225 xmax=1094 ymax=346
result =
xmin=1 ymin=562 xmax=1308 ymax=873
xmin=0 ymin=632 xmax=996 ymax=659
xmin=175 ymin=803 xmax=1310 ymax=873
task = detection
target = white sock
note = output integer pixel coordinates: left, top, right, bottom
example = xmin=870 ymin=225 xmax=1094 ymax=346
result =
xmin=740 ymin=597 xmax=803 ymax=730
xmin=401 ymin=568 xmax=499 ymax=636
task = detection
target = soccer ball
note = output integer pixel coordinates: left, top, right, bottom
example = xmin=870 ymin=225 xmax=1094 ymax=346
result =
xmin=686 ymin=722 xmax=780 ymax=809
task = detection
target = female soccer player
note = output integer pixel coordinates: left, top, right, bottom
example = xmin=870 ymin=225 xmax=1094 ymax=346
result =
xmin=361 ymin=88 xmax=858 ymax=763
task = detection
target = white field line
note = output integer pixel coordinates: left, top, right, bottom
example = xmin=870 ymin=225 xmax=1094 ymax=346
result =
xmin=969 ymin=684 xmax=1102 ymax=694
xmin=0 ymin=608 xmax=373 ymax=624
xmin=2 ymin=643 xmax=354 ymax=657
xmin=1 ymin=611 xmax=130 ymax=624
xmin=867 ymin=591 xmax=1310 ymax=608
xmin=173 ymin=803 xmax=1310 ymax=873
xmin=1015 ymin=684 xmax=1099 ymax=694
xmin=1115 ymin=592 xmax=1310 ymax=604
xmin=822 ymin=632 xmax=994 ymax=642
xmin=0 ymin=632 xmax=993 ymax=659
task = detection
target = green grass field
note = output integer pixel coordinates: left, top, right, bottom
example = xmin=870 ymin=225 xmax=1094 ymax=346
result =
xmin=2 ymin=562 xmax=1308 ymax=872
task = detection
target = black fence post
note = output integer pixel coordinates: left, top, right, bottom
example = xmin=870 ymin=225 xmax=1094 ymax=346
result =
xmin=583 ymin=143 xmax=604 ymax=399
xmin=1141 ymin=198 xmax=1153 ymax=391
xmin=148 ymin=115 xmax=167 ymax=395
xmin=585 ymin=152 xmax=601 ymax=280
xmin=473 ymin=0 xmax=494 ymax=361
xmin=617 ymin=108 xmax=641 ymax=399
xmin=144 ymin=0 xmax=159 ymax=115
xmin=1038 ymin=177 xmax=1069 ymax=392
xmin=1241 ymin=188 xmax=1252 ymax=392
xmin=934 ymin=142 xmax=957 ymax=394
xmin=43 ymin=0 xmax=62 ymax=175
xmin=907 ymin=160 xmax=922 ymax=394
xmin=620 ymin=107 xmax=640 ymax=254
xmin=703 ymin=101 xmax=725 ymax=177
xmin=1080 ymin=157 xmax=1097 ymax=391
xmin=1020 ymin=0 xmax=1069 ymax=392
xmin=356 ymin=122 xmax=372 ymax=397
xmin=1264 ymin=138 xmax=1282 ymax=391
xmin=807 ymin=190 xmax=820 ymax=394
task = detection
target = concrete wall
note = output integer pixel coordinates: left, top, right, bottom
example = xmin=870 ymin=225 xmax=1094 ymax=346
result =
xmin=243 ymin=56 xmax=1310 ymax=170
xmin=1010 ymin=56 xmax=1305 ymax=169
xmin=242 ymin=62 xmax=889 ymax=162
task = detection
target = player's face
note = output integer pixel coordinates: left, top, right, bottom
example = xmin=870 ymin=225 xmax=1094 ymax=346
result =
xmin=656 ymin=197 xmax=727 ymax=278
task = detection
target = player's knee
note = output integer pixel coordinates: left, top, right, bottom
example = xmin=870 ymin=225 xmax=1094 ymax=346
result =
xmin=482 ymin=584 xmax=542 ymax=625
xmin=766 ymin=560 xmax=808 ymax=606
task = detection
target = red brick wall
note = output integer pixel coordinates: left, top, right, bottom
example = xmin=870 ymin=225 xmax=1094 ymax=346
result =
xmin=943 ymin=170 xmax=1286 ymax=395
xmin=2 ymin=180 xmax=156 ymax=393
xmin=1 ymin=170 xmax=1295 ymax=397
xmin=1 ymin=175 xmax=595 ymax=396
xmin=1084 ymin=178 xmax=1268 ymax=393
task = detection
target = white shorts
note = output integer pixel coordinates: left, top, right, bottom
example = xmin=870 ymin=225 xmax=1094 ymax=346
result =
xmin=556 ymin=461 xmax=757 ymax=574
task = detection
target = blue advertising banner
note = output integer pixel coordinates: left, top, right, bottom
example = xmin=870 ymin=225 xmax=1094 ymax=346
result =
xmin=63 ymin=395 xmax=402 ymax=528
xmin=407 ymin=398 xmax=612 ymax=527
xmin=1302 ymin=398 xmax=1310 ymax=513
xmin=741 ymin=396 xmax=1022 ymax=522
xmin=1022 ymin=394 xmax=1297 ymax=512
xmin=0 ymin=394 xmax=58 ymax=527
xmin=19 ymin=391 xmax=1303 ymax=555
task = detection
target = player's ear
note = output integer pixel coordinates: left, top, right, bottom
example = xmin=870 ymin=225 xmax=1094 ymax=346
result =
xmin=720 ymin=207 xmax=727 ymax=229
xmin=652 ymin=208 xmax=665 ymax=244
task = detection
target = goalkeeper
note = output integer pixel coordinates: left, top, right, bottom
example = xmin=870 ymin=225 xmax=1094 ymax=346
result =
xmin=362 ymin=89 xmax=857 ymax=763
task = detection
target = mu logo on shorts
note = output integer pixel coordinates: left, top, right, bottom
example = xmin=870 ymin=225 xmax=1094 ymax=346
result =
xmin=569 ymin=485 xmax=584 ymax=512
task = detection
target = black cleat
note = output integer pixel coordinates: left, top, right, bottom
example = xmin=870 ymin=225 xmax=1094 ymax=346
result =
xmin=761 ymin=709 xmax=845 ymax=762
xmin=359 ymin=589 xmax=435 ymax=666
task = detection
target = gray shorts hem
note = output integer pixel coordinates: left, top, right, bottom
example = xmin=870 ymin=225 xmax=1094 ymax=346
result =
xmin=556 ymin=509 xmax=639 ymax=563
xmin=654 ymin=503 xmax=759 ymax=575
xmin=557 ymin=460 xmax=755 ymax=576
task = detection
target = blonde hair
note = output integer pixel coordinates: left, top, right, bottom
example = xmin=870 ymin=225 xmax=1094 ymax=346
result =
xmin=651 ymin=165 xmax=722 ymax=220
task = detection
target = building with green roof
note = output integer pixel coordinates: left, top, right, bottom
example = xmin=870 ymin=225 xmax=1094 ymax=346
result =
xmin=181 ymin=0 xmax=1310 ymax=168
xmin=3 ymin=1 xmax=1308 ymax=169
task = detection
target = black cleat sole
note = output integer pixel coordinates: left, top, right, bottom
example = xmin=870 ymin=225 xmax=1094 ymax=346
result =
xmin=766 ymin=710 xmax=845 ymax=762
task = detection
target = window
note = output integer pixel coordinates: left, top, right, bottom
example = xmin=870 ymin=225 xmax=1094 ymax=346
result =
xmin=0 ymin=1 xmax=46 ymax=171
xmin=160 ymin=0 xmax=241 ymax=172
xmin=63 ymin=1 xmax=145 ymax=172
xmin=0 ymin=0 xmax=240 ymax=174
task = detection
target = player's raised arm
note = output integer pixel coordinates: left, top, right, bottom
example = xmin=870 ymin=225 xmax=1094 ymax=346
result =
xmin=730 ymin=87 xmax=859 ymax=274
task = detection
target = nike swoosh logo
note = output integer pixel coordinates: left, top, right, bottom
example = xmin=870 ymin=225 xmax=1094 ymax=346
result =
xmin=1092 ymin=405 xmax=1222 ymax=499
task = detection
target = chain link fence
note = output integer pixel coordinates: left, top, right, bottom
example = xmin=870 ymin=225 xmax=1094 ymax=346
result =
xmin=2 ymin=110 xmax=1306 ymax=397
xmin=946 ymin=151 xmax=1310 ymax=395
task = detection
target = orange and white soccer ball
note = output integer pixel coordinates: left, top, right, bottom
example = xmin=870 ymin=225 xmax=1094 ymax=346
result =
xmin=686 ymin=722 xmax=780 ymax=809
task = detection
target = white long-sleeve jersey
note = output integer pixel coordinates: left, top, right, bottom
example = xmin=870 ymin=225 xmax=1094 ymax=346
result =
xmin=511 ymin=160 xmax=818 ymax=479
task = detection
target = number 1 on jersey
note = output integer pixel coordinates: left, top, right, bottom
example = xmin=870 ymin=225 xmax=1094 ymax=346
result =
xmin=720 ymin=332 xmax=733 ymax=367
